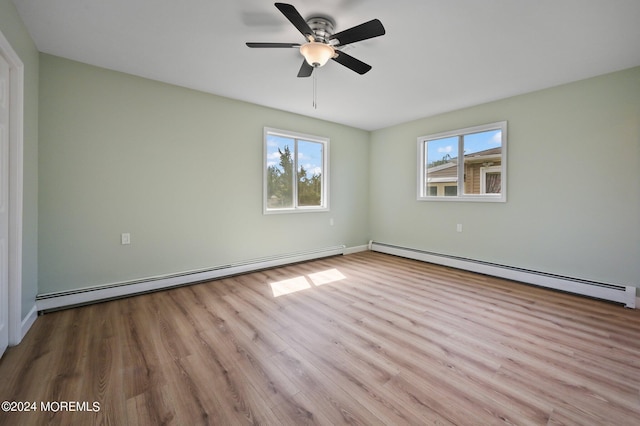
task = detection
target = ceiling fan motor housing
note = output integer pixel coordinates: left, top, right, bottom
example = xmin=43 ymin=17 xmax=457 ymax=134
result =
xmin=307 ymin=16 xmax=335 ymax=43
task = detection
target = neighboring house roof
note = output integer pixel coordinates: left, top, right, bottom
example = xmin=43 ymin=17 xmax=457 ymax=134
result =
xmin=427 ymin=147 xmax=501 ymax=182
xmin=426 ymin=161 xmax=457 ymax=183
xmin=465 ymin=147 xmax=501 ymax=158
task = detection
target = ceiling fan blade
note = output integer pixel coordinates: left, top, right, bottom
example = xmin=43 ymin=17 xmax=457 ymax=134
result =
xmin=246 ymin=42 xmax=301 ymax=48
xmin=329 ymin=19 xmax=385 ymax=47
xmin=332 ymin=50 xmax=372 ymax=75
xmin=275 ymin=3 xmax=315 ymax=41
xmin=297 ymin=60 xmax=314 ymax=78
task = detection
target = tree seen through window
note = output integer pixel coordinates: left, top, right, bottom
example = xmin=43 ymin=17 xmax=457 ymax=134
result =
xmin=265 ymin=129 xmax=327 ymax=211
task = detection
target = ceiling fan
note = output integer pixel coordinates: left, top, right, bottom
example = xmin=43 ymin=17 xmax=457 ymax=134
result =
xmin=246 ymin=3 xmax=386 ymax=77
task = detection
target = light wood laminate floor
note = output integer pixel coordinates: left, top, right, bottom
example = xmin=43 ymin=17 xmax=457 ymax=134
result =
xmin=1 ymin=251 xmax=640 ymax=425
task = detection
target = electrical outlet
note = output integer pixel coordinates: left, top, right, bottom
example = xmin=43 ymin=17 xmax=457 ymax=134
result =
xmin=121 ymin=233 xmax=131 ymax=245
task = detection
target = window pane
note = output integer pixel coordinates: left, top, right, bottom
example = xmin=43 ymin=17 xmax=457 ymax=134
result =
xmin=485 ymin=172 xmax=501 ymax=193
xmin=264 ymin=128 xmax=329 ymax=212
xmin=297 ymin=140 xmax=323 ymax=206
xmin=266 ymin=134 xmax=294 ymax=209
xmin=444 ymin=185 xmax=458 ymax=196
xmin=462 ymin=129 xmax=502 ymax=195
xmin=425 ymin=136 xmax=458 ymax=197
xmin=418 ymin=121 xmax=506 ymax=202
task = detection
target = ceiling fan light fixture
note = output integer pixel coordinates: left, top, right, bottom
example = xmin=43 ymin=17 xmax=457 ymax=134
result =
xmin=300 ymin=42 xmax=335 ymax=67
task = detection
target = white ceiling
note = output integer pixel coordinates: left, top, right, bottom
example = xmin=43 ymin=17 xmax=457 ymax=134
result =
xmin=12 ymin=0 xmax=640 ymax=131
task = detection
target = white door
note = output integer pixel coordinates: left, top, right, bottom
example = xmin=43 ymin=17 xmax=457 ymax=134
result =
xmin=0 ymin=53 xmax=9 ymax=356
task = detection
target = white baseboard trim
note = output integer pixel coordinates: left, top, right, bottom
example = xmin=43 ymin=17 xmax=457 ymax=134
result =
xmin=36 ymin=245 xmax=346 ymax=312
xmin=19 ymin=304 xmax=38 ymax=343
xmin=371 ymin=242 xmax=637 ymax=309
xmin=344 ymin=244 xmax=369 ymax=255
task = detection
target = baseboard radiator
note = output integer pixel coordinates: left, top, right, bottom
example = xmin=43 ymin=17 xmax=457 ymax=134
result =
xmin=370 ymin=242 xmax=636 ymax=308
xmin=36 ymin=245 xmax=346 ymax=312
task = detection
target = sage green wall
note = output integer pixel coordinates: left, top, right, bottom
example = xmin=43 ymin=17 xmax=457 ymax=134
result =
xmin=0 ymin=0 xmax=39 ymax=319
xmin=370 ymin=67 xmax=640 ymax=289
xmin=36 ymin=52 xmax=640 ymax=295
xmin=38 ymin=54 xmax=370 ymax=294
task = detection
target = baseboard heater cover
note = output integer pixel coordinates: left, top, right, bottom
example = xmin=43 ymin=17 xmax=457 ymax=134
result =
xmin=371 ymin=242 xmax=636 ymax=308
xmin=36 ymin=245 xmax=346 ymax=312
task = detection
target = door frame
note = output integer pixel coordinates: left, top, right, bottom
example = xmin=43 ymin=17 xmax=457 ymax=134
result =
xmin=0 ymin=29 xmax=24 ymax=346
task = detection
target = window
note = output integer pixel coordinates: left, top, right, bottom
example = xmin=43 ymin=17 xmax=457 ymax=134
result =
xmin=417 ymin=121 xmax=507 ymax=202
xmin=264 ymin=127 xmax=329 ymax=213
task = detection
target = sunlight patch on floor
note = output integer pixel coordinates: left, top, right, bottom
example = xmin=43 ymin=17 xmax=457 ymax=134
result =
xmin=270 ymin=276 xmax=311 ymax=297
xmin=308 ymin=268 xmax=346 ymax=286
xmin=270 ymin=268 xmax=346 ymax=297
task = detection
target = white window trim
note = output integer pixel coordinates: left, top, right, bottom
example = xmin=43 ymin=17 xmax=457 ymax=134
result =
xmin=417 ymin=121 xmax=507 ymax=202
xmin=263 ymin=127 xmax=329 ymax=214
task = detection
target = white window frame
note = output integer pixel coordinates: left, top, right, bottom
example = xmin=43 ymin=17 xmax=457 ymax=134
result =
xmin=417 ymin=121 xmax=507 ymax=202
xmin=263 ymin=127 xmax=329 ymax=214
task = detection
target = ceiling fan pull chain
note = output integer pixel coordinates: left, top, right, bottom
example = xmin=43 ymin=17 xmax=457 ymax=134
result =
xmin=313 ymin=70 xmax=318 ymax=109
